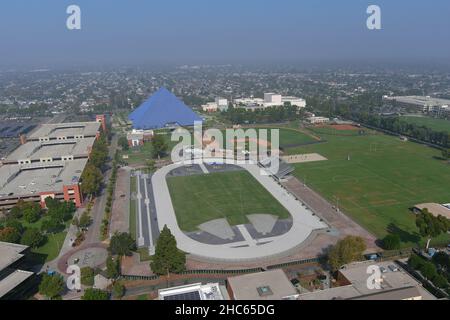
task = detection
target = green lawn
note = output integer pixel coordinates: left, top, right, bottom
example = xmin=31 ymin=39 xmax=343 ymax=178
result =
xmin=167 ymin=170 xmax=290 ymax=232
xmin=32 ymin=231 xmax=67 ymax=262
xmin=400 ymin=116 xmax=450 ymax=133
xmin=21 ymin=219 xmax=69 ymax=262
xmin=286 ymin=130 xmax=450 ymax=247
xmin=121 ymin=131 xmax=195 ymax=165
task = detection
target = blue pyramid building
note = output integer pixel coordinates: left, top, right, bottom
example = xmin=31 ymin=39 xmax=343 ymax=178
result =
xmin=129 ymin=87 xmax=202 ymax=130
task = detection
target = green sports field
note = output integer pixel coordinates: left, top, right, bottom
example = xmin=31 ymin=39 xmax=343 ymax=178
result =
xmin=167 ymin=170 xmax=290 ymax=232
xmin=221 ymin=127 xmax=317 ymax=148
xmin=286 ymin=129 xmax=450 ymax=247
xmin=400 ymin=116 xmax=450 ymax=133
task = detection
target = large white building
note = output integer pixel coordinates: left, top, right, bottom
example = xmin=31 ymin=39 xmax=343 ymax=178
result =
xmin=234 ymin=93 xmax=306 ymax=110
xmin=201 ymin=97 xmax=229 ymax=112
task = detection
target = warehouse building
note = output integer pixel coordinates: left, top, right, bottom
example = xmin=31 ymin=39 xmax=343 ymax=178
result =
xmin=0 ymin=119 xmax=103 ymax=210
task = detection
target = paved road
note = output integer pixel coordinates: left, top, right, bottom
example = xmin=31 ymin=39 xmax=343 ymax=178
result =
xmin=85 ymin=134 xmax=118 ymax=244
xmin=151 ymin=158 xmax=327 ymax=261
xmin=135 ymin=171 xmax=160 ymax=253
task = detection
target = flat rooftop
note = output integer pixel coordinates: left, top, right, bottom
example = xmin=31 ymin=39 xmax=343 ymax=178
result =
xmin=0 ymin=242 xmax=29 ymax=272
xmin=385 ymin=96 xmax=450 ymax=107
xmin=28 ymin=121 xmax=101 ymax=139
xmin=5 ymin=137 xmax=95 ymax=161
xmin=0 ymin=270 xmax=34 ymax=299
xmin=298 ymin=260 xmax=435 ymax=300
xmin=158 ymin=283 xmax=224 ymax=300
xmin=227 ymin=269 xmax=298 ymax=300
xmin=0 ymin=159 xmax=88 ymax=198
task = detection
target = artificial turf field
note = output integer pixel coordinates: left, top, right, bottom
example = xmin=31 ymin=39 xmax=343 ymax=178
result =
xmin=286 ymin=129 xmax=450 ymax=247
xmin=166 ymin=170 xmax=290 ymax=232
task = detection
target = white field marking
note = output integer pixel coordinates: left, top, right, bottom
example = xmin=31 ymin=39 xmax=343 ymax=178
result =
xmin=136 ymin=173 xmax=144 ymax=247
xmin=143 ymin=175 xmax=155 ymax=252
xmin=236 ymin=225 xmax=257 ymax=247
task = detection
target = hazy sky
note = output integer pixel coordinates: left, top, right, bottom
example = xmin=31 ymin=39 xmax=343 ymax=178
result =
xmin=0 ymin=0 xmax=449 ymax=68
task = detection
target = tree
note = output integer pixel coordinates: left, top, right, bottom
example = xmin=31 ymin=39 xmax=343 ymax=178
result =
xmin=81 ymin=288 xmax=109 ymax=300
xmin=39 ymin=274 xmax=65 ymax=300
xmin=22 ymin=202 xmax=42 ymax=223
xmin=112 ymin=282 xmax=125 ymax=299
xmin=40 ymin=216 xmax=64 ymax=234
xmin=442 ymin=148 xmax=450 ymax=160
xmin=327 ymin=236 xmax=367 ymax=271
xmin=3 ymin=219 xmax=24 ymax=235
xmin=432 ymin=274 xmax=448 ymax=289
xmin=146 ymin=159 xmax=156 ymax=173
xmin=408 ymin=254 xmax=424 ymax=270
xmin=109 ymin=232 xmax=136 ymax=256
xmin=420 ymin=262 xmax=437 ymax=280
xmin=21 ymin=228 xmax=45 ymax=248
xmin=151 ymin=225 xmax=186 ymax=275
xmin=416 ymin=209 xmax=450 ymax=249
xmin=106 ymin=255 xmax=120 ymax=279
xmin=152 ymin=134 xmax=168 ymax=159
xmin=80 ymin=267 xmax=95 ymax=286
xmin=81 ymin=164 xmax=103 ymax=196
xmin=118 ymin=136 xmax=129 ymax=151
xmin=79 ymin=211 xmax=92 ymax=228
xmin=381 ymin=234 xmax=401 ymax=250
xmin=0 ymin=227 xmax=21 ymax=243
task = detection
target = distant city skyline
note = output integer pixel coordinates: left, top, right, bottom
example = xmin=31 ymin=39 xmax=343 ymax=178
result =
xmin=0 ymin=0 xmax=449 ymax=68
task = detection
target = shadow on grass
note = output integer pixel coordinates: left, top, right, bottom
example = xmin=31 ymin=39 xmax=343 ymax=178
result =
xmin=386 ymin=223 xmax=421 ymax=246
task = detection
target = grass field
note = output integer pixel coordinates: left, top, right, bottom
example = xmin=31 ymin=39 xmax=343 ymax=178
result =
xmin=400 ymin=116 xmax=450 ymax=133
xmin=167 ymin=170 xmax=290 ymax=232
xmin=286 ymin=129 xmax=450 ymax=247
xmin=243 ymin=127 xmax=317 ymax=147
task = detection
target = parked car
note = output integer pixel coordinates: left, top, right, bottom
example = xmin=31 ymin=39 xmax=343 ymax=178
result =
xmin=379 ymin=266 xmax=388 ymax=273
xmin=388 ymin=265 xmax=399 ymax=272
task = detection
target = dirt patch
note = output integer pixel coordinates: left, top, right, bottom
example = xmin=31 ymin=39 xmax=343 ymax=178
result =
xmin=318 ymin=124 xmax=360 ymax=131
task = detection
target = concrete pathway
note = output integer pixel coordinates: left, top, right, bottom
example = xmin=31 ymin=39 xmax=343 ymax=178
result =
xmin=236 ymin=225 xmax=257 ymax=247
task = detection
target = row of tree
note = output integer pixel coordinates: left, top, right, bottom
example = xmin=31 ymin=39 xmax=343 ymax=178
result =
xmin=223 ymin=104 xmax=305 ymax=124
xmin=80 ymin=134 xmax=109 ymax=197
xmin=335 ymin=108 xmax=450 ymax=148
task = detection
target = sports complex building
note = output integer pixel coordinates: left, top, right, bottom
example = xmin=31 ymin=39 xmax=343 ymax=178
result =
xmin=0 ymin=116 xmax=106 ymax=210
xmin=128 ymin=87 xmax=202 ymax=131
